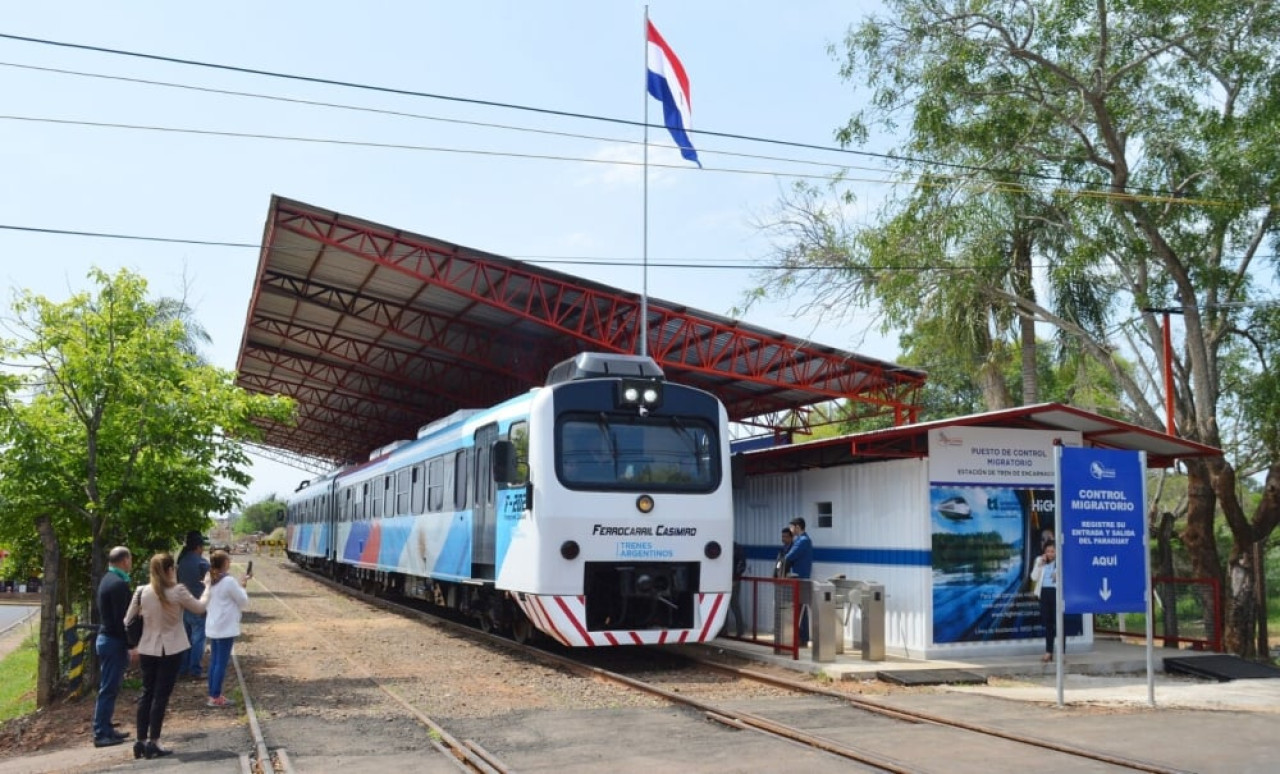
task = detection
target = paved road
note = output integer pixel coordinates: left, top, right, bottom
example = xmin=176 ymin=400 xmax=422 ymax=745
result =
xmin=0 ymin=604 xmax=38 ymax=656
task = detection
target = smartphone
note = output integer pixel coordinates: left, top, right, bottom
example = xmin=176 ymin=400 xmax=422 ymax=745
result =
xmin=246 ymin=561 xmax=254 ymax=575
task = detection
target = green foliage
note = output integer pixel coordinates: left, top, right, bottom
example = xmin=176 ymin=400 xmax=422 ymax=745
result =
xmin=236 ymin=495 xmax=289 ymax=536
xmin=0 ymin=630 xmax=38 ymax=722
xmin=0 ymin=267 xmax=294 ymax=703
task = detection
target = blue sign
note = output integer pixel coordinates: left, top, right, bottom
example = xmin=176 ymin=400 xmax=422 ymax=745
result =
xmin=1057 ymin=447 xmax=1148 ymax=613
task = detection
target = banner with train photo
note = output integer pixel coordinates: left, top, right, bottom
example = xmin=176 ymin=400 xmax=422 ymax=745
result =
xmin=928 ymin=427 xmax=1083 ymax=644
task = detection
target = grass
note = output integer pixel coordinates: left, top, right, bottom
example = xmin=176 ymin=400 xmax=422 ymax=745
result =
xmin=0 ymin=631 xmax=38 ymax=722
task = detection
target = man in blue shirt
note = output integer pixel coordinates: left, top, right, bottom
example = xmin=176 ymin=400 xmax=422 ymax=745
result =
xmin=176 ymin=531 xmax=210 ymax=678
xmin=784 ymin=517 xmax=814 ymax=646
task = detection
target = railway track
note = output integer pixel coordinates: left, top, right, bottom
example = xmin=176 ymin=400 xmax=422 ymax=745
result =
xmin=241 ymin=571 xmax=513 ymax=774
xmin=269 ymin=564 xmax=1196 ymax=774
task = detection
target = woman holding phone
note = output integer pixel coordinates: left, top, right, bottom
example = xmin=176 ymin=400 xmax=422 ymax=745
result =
xmin=200 ymin=550 xmax=252 ymax=707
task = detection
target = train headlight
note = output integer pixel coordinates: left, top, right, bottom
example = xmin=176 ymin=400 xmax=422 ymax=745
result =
xmin=560 ymin=540 xmax=580 ymax=560
xmin=636 ymin=495 xmax=654 ymax=514
xmin=704 ymin=541 xmax=722 ymax=559
xmin=617 ymin=378 xmax=663 ymax=410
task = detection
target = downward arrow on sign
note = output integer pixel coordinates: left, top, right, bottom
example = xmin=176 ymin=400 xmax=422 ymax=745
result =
xmin=1099 ymin=577 xmax=1112 ymax=601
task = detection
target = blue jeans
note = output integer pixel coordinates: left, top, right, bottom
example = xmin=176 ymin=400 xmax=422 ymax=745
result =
xmin=207 ymin=637 xmax=236 ymax=698
xmin=92 ymin=634 xmax=129 ymax=740
xmin=182 ymin=610 xmax=206 ymax=676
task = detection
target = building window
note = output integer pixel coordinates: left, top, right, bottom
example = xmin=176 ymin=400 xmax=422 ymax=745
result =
xmin=816 ymin=501 xmax=833 ymax=529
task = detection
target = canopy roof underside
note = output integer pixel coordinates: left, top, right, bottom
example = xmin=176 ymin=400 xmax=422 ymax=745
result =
xmin=235 ymin=196 xmax=928 ymax=468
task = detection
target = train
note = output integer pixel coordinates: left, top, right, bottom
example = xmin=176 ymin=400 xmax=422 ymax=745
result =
xmin=284 ymin=351 xmax=736 ymax=646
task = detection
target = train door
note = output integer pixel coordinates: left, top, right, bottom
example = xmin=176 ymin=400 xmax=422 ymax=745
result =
xmin=472 ymin=422 xmax=498 ymax=580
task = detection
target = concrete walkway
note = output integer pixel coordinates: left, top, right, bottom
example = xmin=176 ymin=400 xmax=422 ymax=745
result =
xmin=701 ymin=634 xmax=1280 ymax=711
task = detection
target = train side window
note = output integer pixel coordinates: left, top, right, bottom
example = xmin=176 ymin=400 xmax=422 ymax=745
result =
xmin=360 ymin=482 xmax=369 ymax=521
xmin=427 ymin=457 xmax=444 ymax=512
xmin=396 ymin=467 xmax=411 ymax=514
xmin=453 ymin=450 xmax=468 ymax=510
xmin=410 ymin=464 xmax=425 ymax=514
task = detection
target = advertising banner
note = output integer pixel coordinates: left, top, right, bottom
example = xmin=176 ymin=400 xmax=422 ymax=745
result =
xmin=929 ymin=427 xmax=1082 ymax=644
xmin=1058 ymin=447 xmax=1148 ymax=614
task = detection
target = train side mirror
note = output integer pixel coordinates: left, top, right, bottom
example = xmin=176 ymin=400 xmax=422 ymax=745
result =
xmin=492 ymin=440 xmax=518 ymax=482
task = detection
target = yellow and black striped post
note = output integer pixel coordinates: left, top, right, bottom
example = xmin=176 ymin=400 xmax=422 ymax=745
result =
xmin=63 ymin=615 xmax=87 ymax=697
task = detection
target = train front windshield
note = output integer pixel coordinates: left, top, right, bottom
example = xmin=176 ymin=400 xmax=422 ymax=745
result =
xmin=557 ymin=414 xmax=719 ymax=491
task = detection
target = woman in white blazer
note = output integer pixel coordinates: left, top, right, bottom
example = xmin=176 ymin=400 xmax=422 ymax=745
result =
xmin=124 ymin=552 xmax=207 ymax=759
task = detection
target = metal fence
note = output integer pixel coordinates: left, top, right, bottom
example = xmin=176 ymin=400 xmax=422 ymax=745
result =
xmin=1093 ymin=576 xmax=1223 ymax=653
xmin=724 ymin=576 xmax=805 ymax=660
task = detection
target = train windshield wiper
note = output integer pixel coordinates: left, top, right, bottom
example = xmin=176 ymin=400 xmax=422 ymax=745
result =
xmin=668 ymin=416 xmax=705 ymax=474
xmin=596 ymin=413 xmax=620 ymax=475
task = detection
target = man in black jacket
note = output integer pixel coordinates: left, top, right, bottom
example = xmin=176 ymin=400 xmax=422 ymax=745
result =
xmin=725 ymin=542 xmax=748 ymax=637
xmin=92 ymin=546 xmax=133 ymax=747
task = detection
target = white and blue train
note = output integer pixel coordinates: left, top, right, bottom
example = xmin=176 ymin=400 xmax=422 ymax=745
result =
xmin=285 ymin=352 xmax=735 ymax=646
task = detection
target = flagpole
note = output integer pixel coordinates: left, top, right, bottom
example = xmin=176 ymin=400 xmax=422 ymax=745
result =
xmin=640 ymin=5 xmax=650 ymax=358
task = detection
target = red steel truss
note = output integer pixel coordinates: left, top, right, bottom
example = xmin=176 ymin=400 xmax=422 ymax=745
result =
xmin=236 ymin=197 xmax=926 ymax=465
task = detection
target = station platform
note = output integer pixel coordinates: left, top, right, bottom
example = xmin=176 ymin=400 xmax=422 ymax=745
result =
xmin=703 ymin=634 xmax=1159 ymax=682
xmin=691 ymin=634 xmax=1280 ymax=712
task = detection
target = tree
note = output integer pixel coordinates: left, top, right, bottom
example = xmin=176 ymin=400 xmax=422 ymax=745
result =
xmin=237 ymin=495 xmax=289 ymax=536
xmin=0 ymin=268 xmax=293 ymax=706
xmin=755 ymin=1 xmax=1280 ymax=655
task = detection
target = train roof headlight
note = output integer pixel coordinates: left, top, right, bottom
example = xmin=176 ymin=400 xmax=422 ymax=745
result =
xmin=617 ymin=378 xmax=663 ymax=411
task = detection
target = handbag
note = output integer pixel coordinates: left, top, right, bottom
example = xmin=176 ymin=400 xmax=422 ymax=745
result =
xmin=125 ymin=588 xmax=144 ymax=648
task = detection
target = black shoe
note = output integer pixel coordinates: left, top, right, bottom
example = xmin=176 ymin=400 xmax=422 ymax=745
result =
xmin=144 ymin=741 xmax=172 ymax=759
xmin=110 ymin=729 xmax=130 ymax=741
xmin=93 ymin=736 xmax=125 ymax=748
xmin=133 ymin=741 xmax=146 ymax=759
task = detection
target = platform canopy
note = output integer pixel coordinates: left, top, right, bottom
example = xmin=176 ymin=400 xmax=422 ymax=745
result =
xmin=741 ymin=402 xmax=1221 ymax=473
xmin=235 ymin=196 xmax=927 ymax=469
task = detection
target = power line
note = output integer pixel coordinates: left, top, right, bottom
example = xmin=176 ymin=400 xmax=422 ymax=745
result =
xmin=0 ymin=32 xmax=1198 ymax=198
xmin=0 ymin=113 xmax=1229 ymax=209
xmin=0 ymin=222 xmax=1130 ymax=273
xmin=0 ymin=61 xmax=895 ymax=177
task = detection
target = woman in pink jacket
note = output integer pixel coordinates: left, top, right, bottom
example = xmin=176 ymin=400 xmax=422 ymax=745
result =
xmin=124 ymin=552 xmax=207 ymax=759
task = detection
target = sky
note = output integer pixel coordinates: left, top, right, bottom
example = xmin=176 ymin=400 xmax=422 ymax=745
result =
xmin=0 ymin=2 xmax=901 ymax=509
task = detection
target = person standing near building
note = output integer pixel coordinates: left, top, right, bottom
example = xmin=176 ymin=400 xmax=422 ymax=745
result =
xmin=1033 ymin=541 xmax=1059 ymax=662
xmin=201 ymin=550 xmax=252 ymax=707
xmin=785 ymin=517 xmax=814 ymax=647
xmin=91 ymin=546 xmax=133 ymax=748
xmin=724 ymin=542 xmax=748 ymax=638
xmin=175 ymin=531 xmax=210 ymax=679
xmin=773 ymin=527 xmax=794 ymax=578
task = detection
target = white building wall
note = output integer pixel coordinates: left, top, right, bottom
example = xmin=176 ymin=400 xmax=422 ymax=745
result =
xmin=734 ymin=458 xmax=933 ymax=657
xmin=735 ymin=451 xmax=1090 ymax=660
